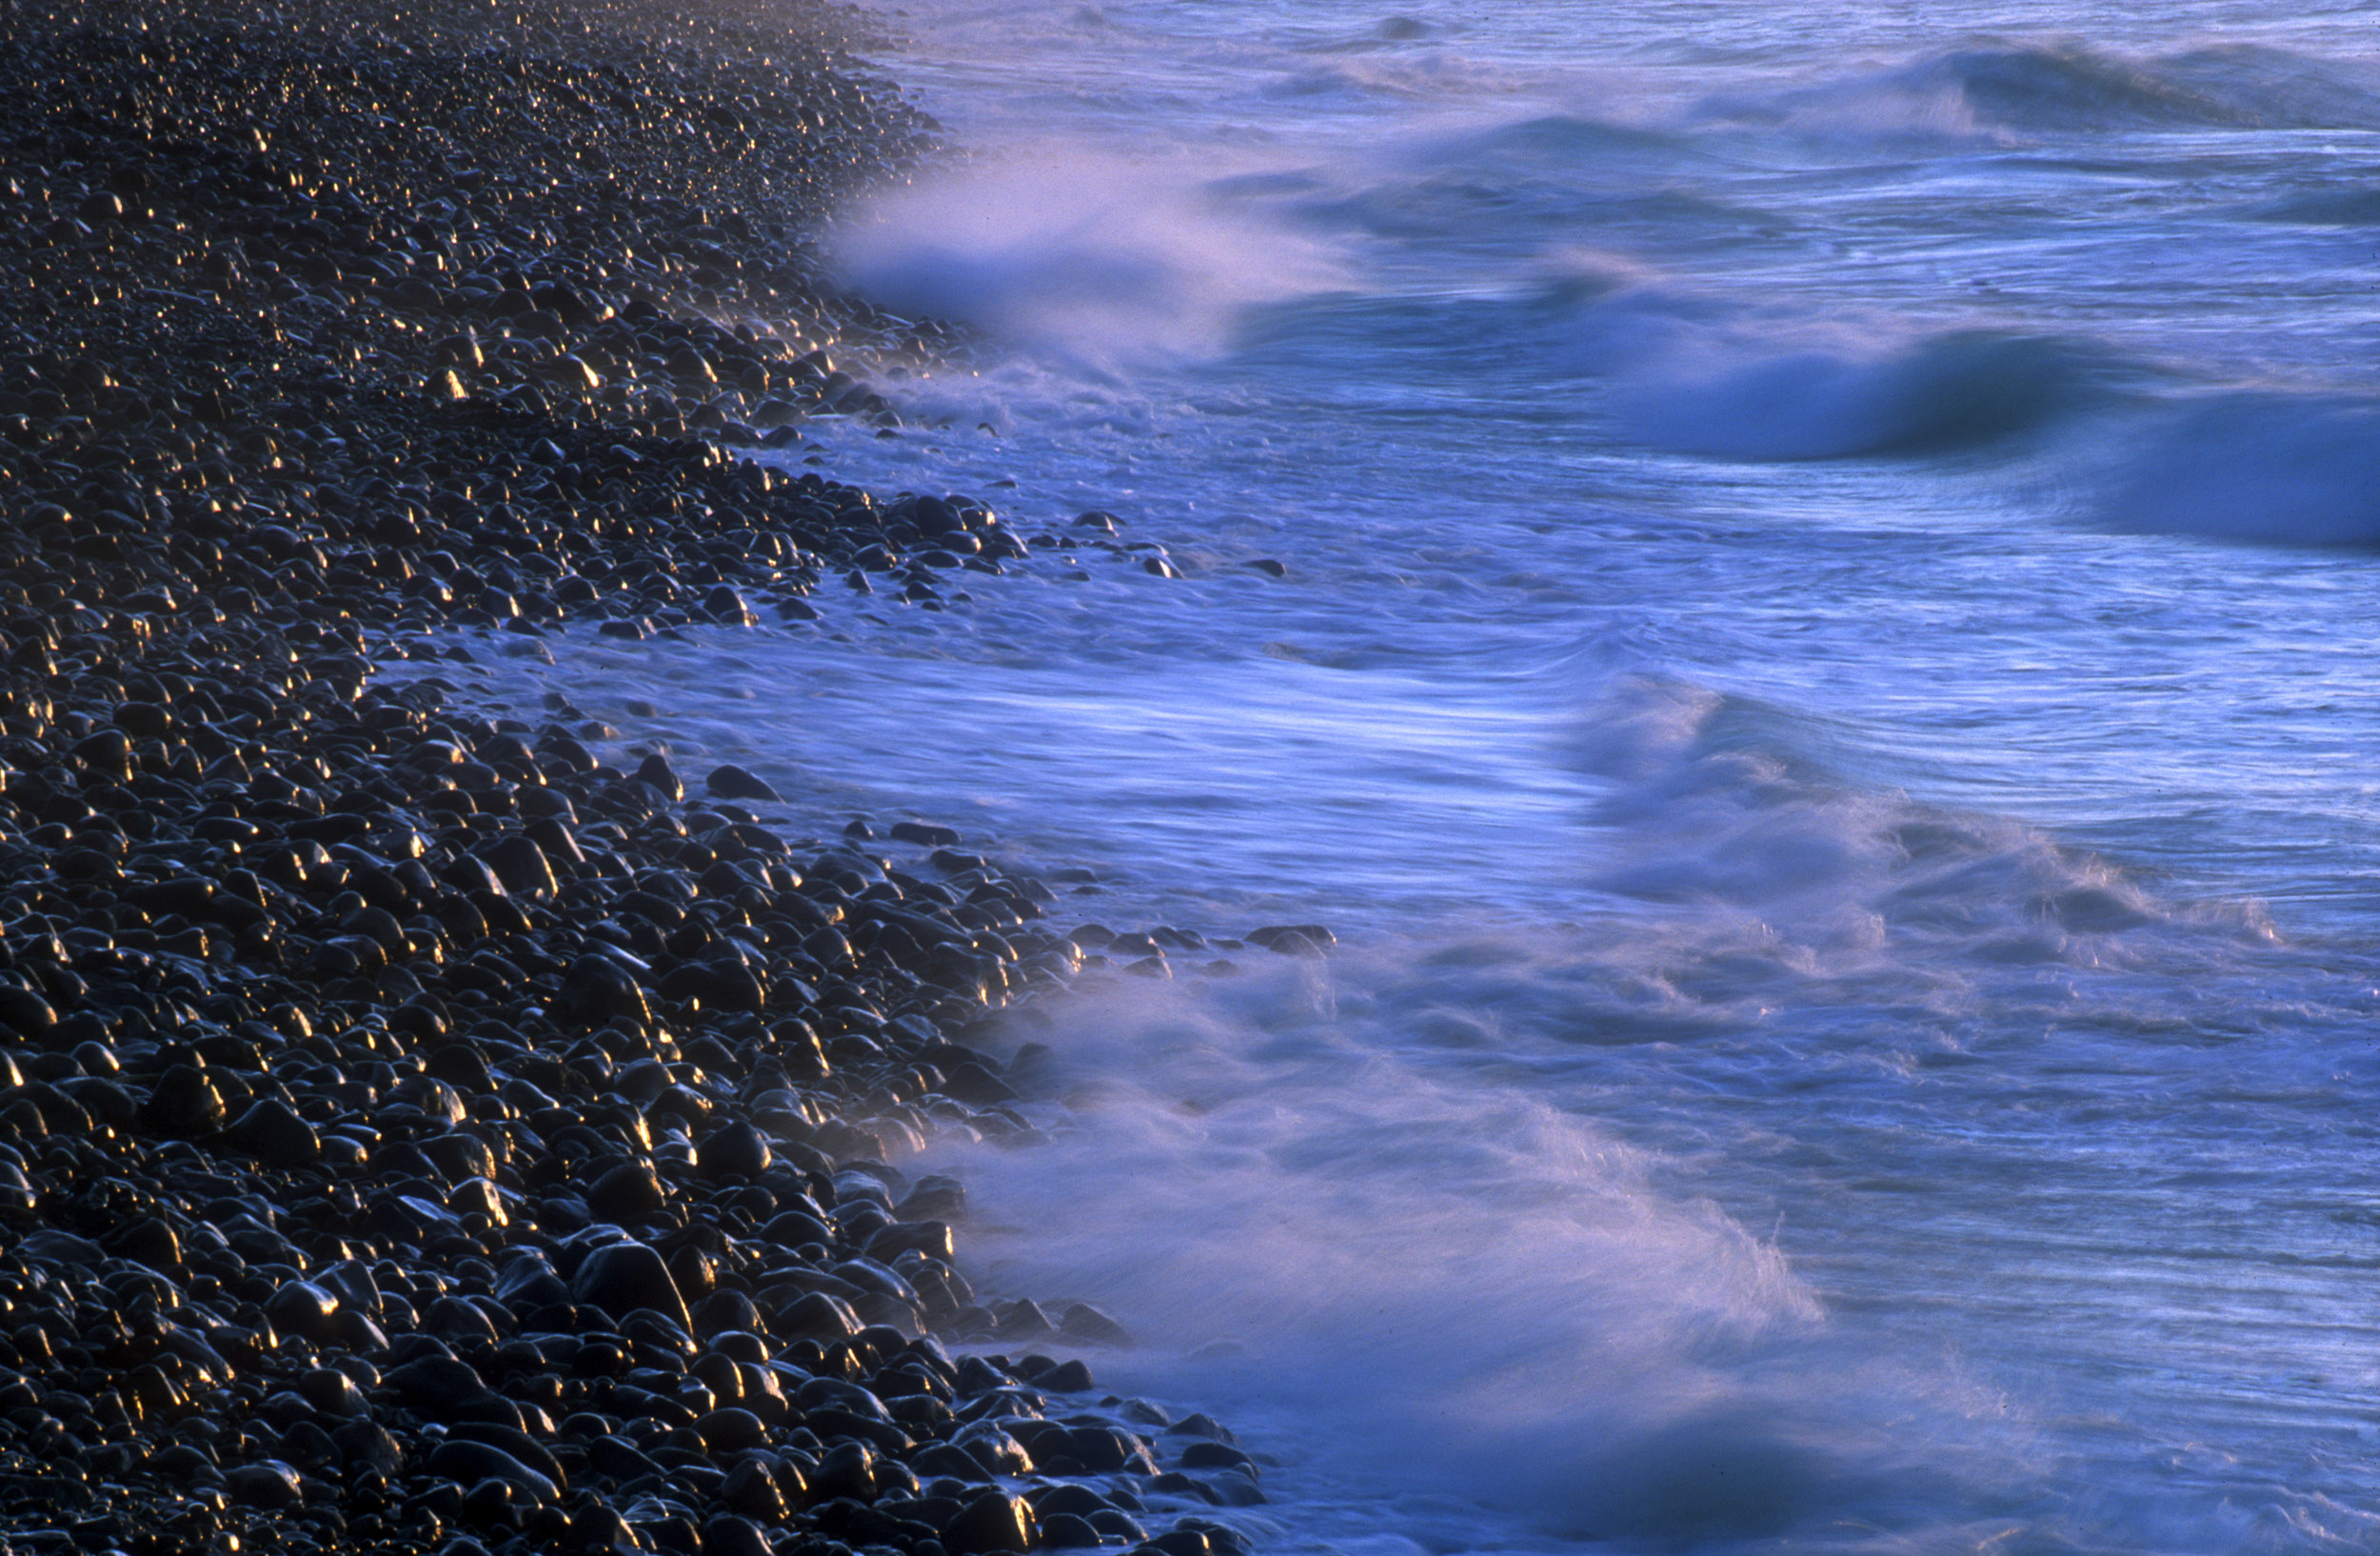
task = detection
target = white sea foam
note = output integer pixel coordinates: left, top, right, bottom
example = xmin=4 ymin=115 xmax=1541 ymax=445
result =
xmin=936 ymin=963 xmax=2034 ymax=1553
xmin=1566 ymin=675 xmax=2281 ymax=967
xmin=430 ymin=608 xmax=2380 ymax=1556
xmin=630 ymin=5 xmax=2380 ymax=1553
xmin=832 ymin=148 xmax=1343 ymax=368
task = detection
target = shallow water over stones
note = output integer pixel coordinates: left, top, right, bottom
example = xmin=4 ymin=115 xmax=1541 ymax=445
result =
xmin=0 ymin=1 xmax=1276 ymax=1551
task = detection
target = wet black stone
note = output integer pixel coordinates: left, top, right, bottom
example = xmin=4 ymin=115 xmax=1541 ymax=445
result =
xmin=0 ymin=985 xmax=58 ymax=1039
xmin=669 ymin=1243 xmax=718 ymax=1304
xmin=910 ymin=1443 xmax=991 ymax=1483
xmin=71 ymin=728 xmax=133 ymax=782
xmin=1145 ymin=1473 xmax=1223 ymax=1506
xmin=720 ymin=1457 xmax=790 ymax=1520
xmin=775 ymin=1289 xmax=862 ymax=1341
xmin=479 ymin=833 xmax=558 ymax=901
xmin=946 ymin=1490 xmax=1035 ymax=1555
xmin=810 ymin=1439 xmax=879 ymax=1502
xmin=705 ymin=763 xmax=782 ymax=802
xmin=633 ymin=752 xmax=684 ymax=802
xmin=1204 ymin=1473 xmax=1268 ymax=1506
xmin=126 ymin=875 xmax=215 ymax=917
xmin=446 ymin=1422 xmax=567 ymax=1489
xmin=585 ymin=1434 xmax=667 ymax=1483
xmin=704 ymin=1514 xmax=776 ymax=1556
xmin=427 ymin=1043 xmax=493 ymax=1092
xmin=554 ymin=953 xmax=652 ymax=1028
xmin=296 ymin=1366 xmax=369 ymax=1419
xmin=1066 ymin=1425 xmax=1150 ymax=1473
xmin=957 ymin=1427 xmax=1034 ymax=1477
xmin=459 ymin=1477 xmax=521 ymax=1527
xmin=995 ymin=1298 xmax=1054 ymax=1340
xmin=616 ymin=1056 xmax=674 ymax=1105
xmin=700 ymin=584 xmax=756 ymax=625
xmin=1059 ymin=1304 xmax=1130 ymax=1348
xmin=895 ymin=1174 xmax=967 ymax=1221
xmin=104 ymin=1214 xmax=181 ymax=1269
xmin=585 ymin=1158 xmax=668 ymax=1223
xmin=1247 ymin=923 xmax=1336 ymax=951
xmin=443 ymin=853 xmax=509 ymax=897
xmin=139 ymin=1063 xmax=226 ymax=1137
xmin=226 ymin=1460 xmax=306 ymax=1510
xmin=698 ymin=1119 xmax=771 ymax=1181
xmin=425 ymin=1438 xmax=558 ymax=1503
xmin=1165 ymin=1414 xmax=1236 ymax=1445
xmin=1090 ymin=1510 xmax=1150 ymax=1544
xmin=570 ymin=1239 xmax=691 ymax=1331
xmin=1031 ymin=1486 xmax=1115 ymax=1520
xmin=333 ymin=1420 xmax=406 ymax=1474
xmin=796 ymin=1375 xmax=892 ymax=1421
xmin=266 ymin=1279 xmax=343 ymax=1344
xmin=426 ymin=1293 xmax=503 ymax=1343
xmin=154 ymin=1444 xmax=224 ymax=1486
xmin=1176 ymin=1441 xmax=1257 ymax=1475
xmin=280 ymin=1418 xmax=343 ymax=1471
xmin=659 ymin=958 xmax=765 ymax=1012
xmin=385 ymin=1352 xmax=487 ymax=1409
xmin=696 ymin=1405 xmax=767 ymax=1452
xmin=940 ymin=1060 xmax=1019 ymax=1107
xmin=231 ymin=1097 xmax=322 ymax=1165
xmin=693 ymin=1292 xmax=766 ymax=1342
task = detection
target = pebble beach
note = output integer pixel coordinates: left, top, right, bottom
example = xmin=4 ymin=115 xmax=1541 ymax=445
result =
xmin=0 ymin=3 xmax=1275 ymax=1552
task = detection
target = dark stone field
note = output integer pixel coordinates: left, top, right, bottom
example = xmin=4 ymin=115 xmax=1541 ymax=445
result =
xmin=0 ymin=3 xmax=1269 ymax=1550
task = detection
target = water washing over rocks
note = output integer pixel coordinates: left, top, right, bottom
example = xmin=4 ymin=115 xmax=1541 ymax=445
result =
xmin=0 ymin=2 xmax=1299 ymax=1553
xmin=621 ymin=3 xmax=2380 ymax=1555
xmin=27 ymin=3 xmax=2380 ymax=1556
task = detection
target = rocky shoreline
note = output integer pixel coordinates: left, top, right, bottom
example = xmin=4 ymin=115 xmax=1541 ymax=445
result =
xmin=0 ymin=3 xmax=1285 ymax=1552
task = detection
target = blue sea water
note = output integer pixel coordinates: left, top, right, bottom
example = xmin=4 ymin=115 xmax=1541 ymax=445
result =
xmin=464 ymin=3 xmax=2380 ymax=1552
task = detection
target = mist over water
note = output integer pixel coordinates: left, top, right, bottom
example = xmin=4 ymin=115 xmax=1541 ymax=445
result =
xmin=837 ymin=148 xmax=1345 ymax=369
xmin=468 ymin=1 xmax=2380 ymax=1551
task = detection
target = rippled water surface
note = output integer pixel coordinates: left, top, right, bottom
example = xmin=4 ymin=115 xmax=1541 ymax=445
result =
xmin=473 ymin=1 xmax=2380 ymax=1550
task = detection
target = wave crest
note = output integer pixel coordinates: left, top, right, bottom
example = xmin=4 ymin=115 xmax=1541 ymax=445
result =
xmin=1616 ymin=329 xmax=2105 ymax=461
xmin=1704 ymin=41 xmax=2380 ymax=140
xmin=1575 ymin=676 xmax=2275 ymax=967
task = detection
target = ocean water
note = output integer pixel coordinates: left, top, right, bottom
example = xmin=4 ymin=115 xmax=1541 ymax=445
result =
xmin=479 ymin=3 xmax=2380 ymax=1552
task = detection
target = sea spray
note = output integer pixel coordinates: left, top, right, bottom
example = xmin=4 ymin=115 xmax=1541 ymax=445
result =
xmin=936 ymin=959 xmax=2039 ymax=1549
xmin=460 ymin=607 xmax=2380 ymax=1552
xmin=521 ymin=2 xmax=2380 ymax=1549
xmin=834 ymin=146 xmax=1344 ymax=367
